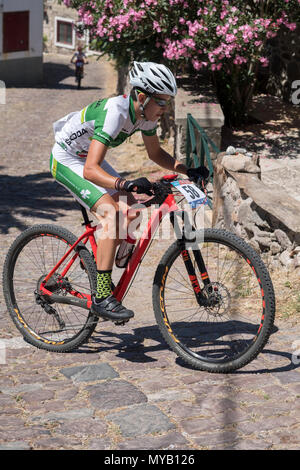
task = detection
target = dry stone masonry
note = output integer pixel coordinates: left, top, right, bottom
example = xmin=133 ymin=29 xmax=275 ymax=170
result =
xmin=212 ymin=147 xmax=300 ymax=271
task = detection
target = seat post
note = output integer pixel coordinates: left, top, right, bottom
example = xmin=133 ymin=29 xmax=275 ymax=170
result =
xmin=77 ymin=202 xmax=92 ymax=226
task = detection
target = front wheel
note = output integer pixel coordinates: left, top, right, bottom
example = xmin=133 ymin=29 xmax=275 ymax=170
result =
xmin=153 ymin=229 xmax=276 ymax=373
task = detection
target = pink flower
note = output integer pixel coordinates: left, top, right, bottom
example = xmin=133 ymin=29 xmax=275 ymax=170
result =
xmin=153 ymin=21 xmax=161 ymax=32
xmin=82 ymin=12 xmax=93 ymax=26
xmin=259 ymin=57 xmax=269 ymax=67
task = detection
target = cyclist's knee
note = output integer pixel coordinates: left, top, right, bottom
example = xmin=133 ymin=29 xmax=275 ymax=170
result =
xmin=92 ymin=195 xmax=120 ymax=227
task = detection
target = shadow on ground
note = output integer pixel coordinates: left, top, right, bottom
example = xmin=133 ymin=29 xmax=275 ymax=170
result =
xmin=0 ymin=171 xmax=78 ymax=234
xmin=221 ymin=94 xmax=300 ymax=159
xmin=75 ymin=323 xmax=299 ymax=376
xmin=5 ymin=60 xmax=102 ymax=91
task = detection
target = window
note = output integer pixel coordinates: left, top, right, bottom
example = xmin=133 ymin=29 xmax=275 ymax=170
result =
xmin=57 ymin=20 xmax=72 ymax=45
xmin=55 ymin=18 xmax=74 ymax=47
xmin=3 ymin=11 xmax=29 ymax=53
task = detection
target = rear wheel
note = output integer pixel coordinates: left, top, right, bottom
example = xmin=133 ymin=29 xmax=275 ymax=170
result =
xmin=153 ymin=229 xmax=276 ymax=373
xmin=3 ymin=225 xmax=98 ymax=352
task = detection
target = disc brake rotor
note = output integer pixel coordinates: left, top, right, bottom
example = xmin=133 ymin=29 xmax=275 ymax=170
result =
xmin=202 ymin=282 xmax=231 ymax=317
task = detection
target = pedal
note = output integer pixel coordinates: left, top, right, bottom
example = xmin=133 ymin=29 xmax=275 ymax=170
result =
xmin=114 ymin=318 xmax=130 ymax=326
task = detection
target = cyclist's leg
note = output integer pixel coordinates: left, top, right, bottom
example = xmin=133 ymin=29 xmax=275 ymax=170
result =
xmin=50 ymin=144 xmax=138 ymax=266
xmin=50 ymin=143 xmax=118 ymax=210
xmin=91 ymin=193 xmax=120 ymax=270
xmin=50 ymin=143 xmax=119 ymax=269
xmin=112 ymin=190 xmax=141 ymax=241
xmin=91 ymin=194 xmax=134 ymax=320
xmin=50 ymin=144 xmax=134 ymax=320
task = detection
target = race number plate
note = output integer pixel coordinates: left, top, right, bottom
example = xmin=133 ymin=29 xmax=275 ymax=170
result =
xmin=171 ymin=180 xmax=207 ymax=208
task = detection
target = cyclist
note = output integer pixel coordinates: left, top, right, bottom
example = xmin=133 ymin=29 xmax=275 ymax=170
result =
xmin=50 ymin=61 xmax=207 ymax=322
xmin=70 ymin=45 xmax=88 ymax=66
xmin=71 ymin=46 xmax=88 ymax=83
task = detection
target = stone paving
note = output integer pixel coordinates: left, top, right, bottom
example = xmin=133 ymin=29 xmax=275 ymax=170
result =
xmin=0 ymin=54 xmax=300 ymax=451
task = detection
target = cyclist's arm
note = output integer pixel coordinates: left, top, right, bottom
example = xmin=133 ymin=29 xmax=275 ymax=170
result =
xmin=142 ymin=133 xmax=188 ymax=175
xmin=83 ymin=139 xmax=118 ymax=189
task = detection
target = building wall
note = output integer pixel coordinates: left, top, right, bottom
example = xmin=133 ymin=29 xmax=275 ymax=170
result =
xmin=0 ymin=0 xmax=43 ymax=86
xmin=43 ymin=0 xmax=88 ymax=55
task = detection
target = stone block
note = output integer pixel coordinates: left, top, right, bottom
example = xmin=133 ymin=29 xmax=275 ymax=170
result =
xmin=106 ymin=404 xmax=175 ymax=437
xmin=60 ymin=363 xmax=119 ymax=383
xmin=221 ymin=154 xmax=260 ymax=173
xmin=86 ymin=380 xmax=147 ymax=409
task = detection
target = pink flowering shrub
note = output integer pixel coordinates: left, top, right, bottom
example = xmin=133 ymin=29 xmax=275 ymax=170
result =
xmin=63 ymin=0 xmax=300 ymax=124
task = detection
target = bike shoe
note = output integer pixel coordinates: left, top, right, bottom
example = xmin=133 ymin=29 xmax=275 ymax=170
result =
xmin=91 ymin=294 xmax=134 ymax=321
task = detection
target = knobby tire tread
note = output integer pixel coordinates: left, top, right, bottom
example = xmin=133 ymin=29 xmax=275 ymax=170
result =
xmin=2 ymin=224 xmax=98 ymax=353
xmin=152 ymin=228 xmax=276 ymax=373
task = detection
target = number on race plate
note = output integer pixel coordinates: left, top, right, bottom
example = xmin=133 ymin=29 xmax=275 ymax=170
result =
xmin=171 ymin=180 xmax=208 ymax=208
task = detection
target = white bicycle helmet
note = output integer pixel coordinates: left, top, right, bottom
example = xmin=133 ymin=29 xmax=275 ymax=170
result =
xmin=129 ymin=61 xmax=177 ymax=97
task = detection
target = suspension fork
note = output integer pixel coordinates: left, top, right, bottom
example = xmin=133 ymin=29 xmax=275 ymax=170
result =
xmin=170 ymin=211 xmax=211 ymax=304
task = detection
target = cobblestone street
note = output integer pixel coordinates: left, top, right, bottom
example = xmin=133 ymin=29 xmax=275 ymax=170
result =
xmin=0 ymin=54 xmax=300 ymax=451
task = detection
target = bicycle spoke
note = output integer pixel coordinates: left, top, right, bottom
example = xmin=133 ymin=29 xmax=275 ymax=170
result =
xmin=10 ymin=232 xmax=93 ymax=344
xmin=161 ymin=238 xmax=265 ymax=364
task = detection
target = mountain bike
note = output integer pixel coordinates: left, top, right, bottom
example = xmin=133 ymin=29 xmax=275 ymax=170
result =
xmin=2 ymin=174 xmax=275 ymax=373
xmin=75 ymin=59 xmax=86 ymax=89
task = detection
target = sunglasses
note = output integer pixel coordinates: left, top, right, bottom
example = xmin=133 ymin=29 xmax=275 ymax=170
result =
xmin=151 ymin=96 xmax=172 ymax=107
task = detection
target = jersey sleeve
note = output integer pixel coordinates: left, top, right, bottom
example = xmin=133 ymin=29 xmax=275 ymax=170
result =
xmin=140 ymin=119 xmax=158 ymax=137
xmin=141 ymin=126 xmax=157 ymax=137
xmin=92 ymin=97 xmax=127 ymax=147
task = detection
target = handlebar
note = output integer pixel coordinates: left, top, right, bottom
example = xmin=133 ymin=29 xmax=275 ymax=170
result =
xmin=138 ymin=173 xmax=208 ymax=206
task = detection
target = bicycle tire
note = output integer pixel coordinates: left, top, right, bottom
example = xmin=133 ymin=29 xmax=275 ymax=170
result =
xmin=153 ymin=228 xmax=275 ymax=373
xmin=2 ymin=224 xmax=98 ymax=352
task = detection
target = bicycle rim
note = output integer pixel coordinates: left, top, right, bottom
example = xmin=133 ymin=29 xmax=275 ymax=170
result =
xmin=3 ymin=226 xmax=97 ymax=350
xmin=154 ymin=229 xmax=275 ymax=372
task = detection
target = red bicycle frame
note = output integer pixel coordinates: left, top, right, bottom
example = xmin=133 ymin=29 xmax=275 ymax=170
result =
xmin=39 ymin=178 xmax=180 ymax=310
xmin=39 ymin=174 xmax=209 ymax=311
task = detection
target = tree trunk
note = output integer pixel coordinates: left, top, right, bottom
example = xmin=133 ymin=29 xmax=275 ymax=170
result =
xmin=117 ymin=65 xmax=129 ymax=95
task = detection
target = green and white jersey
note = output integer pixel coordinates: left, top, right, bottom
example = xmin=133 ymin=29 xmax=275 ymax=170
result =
xmin=53 ymin=94 xmax=157 ymax=158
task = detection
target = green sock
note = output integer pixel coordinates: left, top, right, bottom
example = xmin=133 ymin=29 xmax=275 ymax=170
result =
xmin=96 ymin=270 xmax=112 ymax=300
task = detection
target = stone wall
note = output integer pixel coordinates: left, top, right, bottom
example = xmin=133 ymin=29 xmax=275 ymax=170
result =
xmin=212 ymin=151 xmax=300 ymax=271
xmin=43 ymin=0 xmax=80 ymax=55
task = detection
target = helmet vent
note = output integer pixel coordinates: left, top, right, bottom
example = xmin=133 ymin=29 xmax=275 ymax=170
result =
xmin=161 ymin=79 xmax=174 ymax=92
xmin=147 ymin=78 xmax=164 ymax=91
xmin=157 ymin=67 xmax=170 ymax=80
xmin=129 ymin=61 xmax=177 ymax=97
xmin=150 ymin=68 xmax=161 ymax=78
